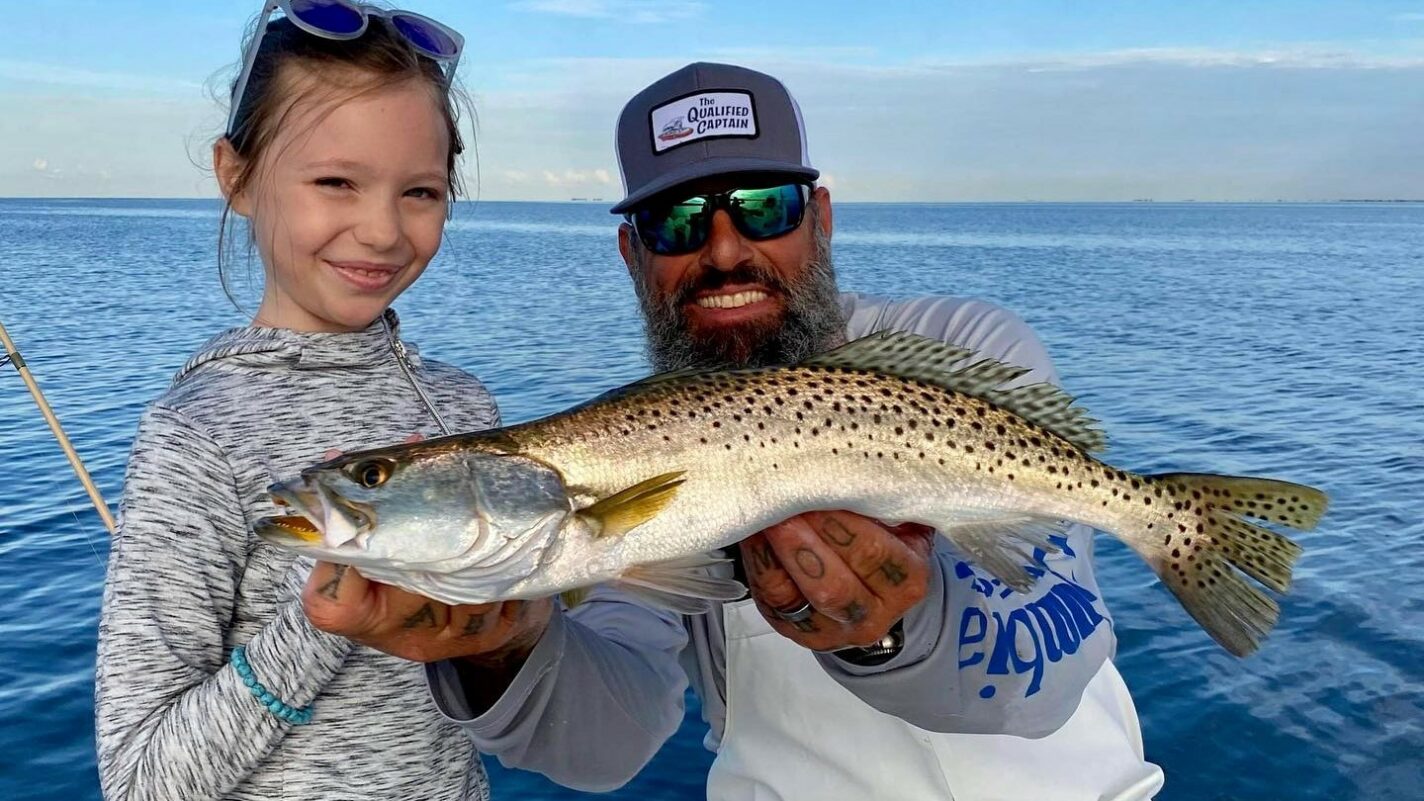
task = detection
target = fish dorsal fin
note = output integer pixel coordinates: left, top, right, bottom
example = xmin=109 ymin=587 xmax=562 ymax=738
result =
xmin=804 ymin=331 xmax=1107 ymax=453
xmin=577 ymin=471 xmax=687 ymax=539
xmin=587 ymin=366 xmax=710 ymax=402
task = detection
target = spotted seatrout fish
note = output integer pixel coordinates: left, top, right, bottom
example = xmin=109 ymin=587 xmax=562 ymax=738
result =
xmin=258 ymin=332 xmax=1327 ymax=656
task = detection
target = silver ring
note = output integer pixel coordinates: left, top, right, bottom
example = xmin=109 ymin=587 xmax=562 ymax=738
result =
xmin=769 ymin=601 xmax=815 ymax=623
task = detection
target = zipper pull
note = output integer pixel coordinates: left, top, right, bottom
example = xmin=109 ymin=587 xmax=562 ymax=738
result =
xmin=381 ymin=310 xmax=453 ymax=436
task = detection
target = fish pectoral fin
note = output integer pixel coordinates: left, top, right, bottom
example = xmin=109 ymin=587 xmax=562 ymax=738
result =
xmin=577 ymin=471 xmax=687 ymax=539
xmin=616 ymin=553 xmax=747 ymax=615
xmin=931 ymin=515 xmax=1069 ymax=593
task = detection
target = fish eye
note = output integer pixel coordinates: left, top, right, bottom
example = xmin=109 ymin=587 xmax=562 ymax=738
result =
xmin=348 ymin=459 xmax=394 ymax=489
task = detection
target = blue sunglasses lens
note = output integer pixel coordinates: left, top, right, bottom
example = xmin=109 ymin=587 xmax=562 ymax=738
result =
xmin=392 ymin=14 xmax=459 ymax=58
xmin=287 ymin=0 xmax=364 ymax=35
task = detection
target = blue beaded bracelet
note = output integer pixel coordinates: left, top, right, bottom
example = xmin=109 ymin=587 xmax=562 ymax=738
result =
xmin=230 ymin=645 xmax=314 ymax=725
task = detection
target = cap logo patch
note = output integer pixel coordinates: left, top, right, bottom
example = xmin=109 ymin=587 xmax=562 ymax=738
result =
xmin=649 ymin=91 xmax=757 ymax=153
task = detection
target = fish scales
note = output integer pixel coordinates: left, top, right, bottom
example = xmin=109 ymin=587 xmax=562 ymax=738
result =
xmin=499 ymin=365 xmax=1182 ymax=582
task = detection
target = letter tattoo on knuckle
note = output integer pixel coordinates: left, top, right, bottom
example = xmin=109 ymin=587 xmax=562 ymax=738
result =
xmin=879 ymin=560 xmax=909 ymax=586
xmin=794 ymin=548 xmax=827 ymax=579
xmin=822 ymin=518 xmax=857 ymax=547
xmin=843 ymin=599 xmax=869 ymax=623
xmin=791 ymin=618 xmax=819 ymax=634
xmin=316 ymin=565 xmax=348 ymax=600
xmin=462 ymin=611 xmax=490 ymax=636
xmin=749 ymin=542 xmax=777 ymax=573
xmin=402 ymin=602 xmax=438 ymax=629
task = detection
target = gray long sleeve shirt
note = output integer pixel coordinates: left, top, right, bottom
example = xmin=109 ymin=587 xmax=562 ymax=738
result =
xmin=96 ymin=312 xmax=686 ymax=801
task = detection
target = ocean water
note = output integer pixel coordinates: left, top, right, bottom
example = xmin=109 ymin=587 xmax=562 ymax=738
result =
xmin=1 ymin=198 xmax=1420 ymax=800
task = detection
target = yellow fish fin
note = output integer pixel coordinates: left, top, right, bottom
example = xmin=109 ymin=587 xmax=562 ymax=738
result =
xmin=578 ymin=470 xmax=687 ymax=539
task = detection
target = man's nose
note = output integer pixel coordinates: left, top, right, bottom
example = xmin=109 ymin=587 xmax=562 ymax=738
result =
xmin=700 ymin=208 xmax=752 ymax=271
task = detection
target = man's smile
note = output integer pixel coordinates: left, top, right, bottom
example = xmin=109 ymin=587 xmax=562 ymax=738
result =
xmin=694 ymin=289 xmax=769 ymax=310
xmin=685 ymin=284 xmax=782 ymax=328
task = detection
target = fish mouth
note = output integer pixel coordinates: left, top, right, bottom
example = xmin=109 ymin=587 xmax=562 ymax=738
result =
xmin=263 ymin=477 xmax=377 ymax=551
xmin=255 ymin=514 xmax=325 ymax=547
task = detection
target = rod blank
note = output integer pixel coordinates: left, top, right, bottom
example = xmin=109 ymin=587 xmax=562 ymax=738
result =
xmin=0 ymin=319 xmax=117 ymax=534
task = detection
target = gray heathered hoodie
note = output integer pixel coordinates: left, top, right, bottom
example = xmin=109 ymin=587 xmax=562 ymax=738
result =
xmin=95 ymin=311 xmax=688 ymax=801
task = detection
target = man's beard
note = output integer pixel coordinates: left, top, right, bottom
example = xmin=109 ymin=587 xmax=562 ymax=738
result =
xmin=630 ymin=223 xmax=847 ymax=372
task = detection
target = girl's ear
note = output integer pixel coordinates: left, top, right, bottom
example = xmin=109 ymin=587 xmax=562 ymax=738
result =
xmin=213 ymin=138 xmax=253 ymax=217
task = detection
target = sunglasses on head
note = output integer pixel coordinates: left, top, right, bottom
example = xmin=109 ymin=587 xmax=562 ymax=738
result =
xmin=226 ymin=1 xmax=464 ymax=139
xmin=629 ymin=183 xmax=810 ymax=257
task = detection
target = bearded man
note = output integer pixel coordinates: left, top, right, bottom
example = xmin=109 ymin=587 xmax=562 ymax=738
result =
xmin=609 ymin=62 xmax=1166 ymax=801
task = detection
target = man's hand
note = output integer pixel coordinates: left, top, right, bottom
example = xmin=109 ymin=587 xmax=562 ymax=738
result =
xmin=741 ymin=511 xmax=934 ymax=653
xmin=302 ymin=561 xmax=553 ymax=666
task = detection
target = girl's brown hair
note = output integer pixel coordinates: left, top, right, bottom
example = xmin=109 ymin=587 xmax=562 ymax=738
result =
xmin=217 ymin=14 xmax=471 ymax=304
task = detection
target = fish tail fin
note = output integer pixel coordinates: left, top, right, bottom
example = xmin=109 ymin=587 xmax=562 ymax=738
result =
xmin=1137 ymin=473 xmax=1326 ymax=657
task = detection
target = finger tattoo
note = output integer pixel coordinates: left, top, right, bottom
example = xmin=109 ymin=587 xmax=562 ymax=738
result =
xmin=316 ymin=565 xmax=348 ymax=600
xmin=794 ymin=548 xmax=826 ymax=579
xmin=822 ymin=518 xmax=857 ymax=547
xmin=462 ymin=611 xmax=490 ymax=636
xmin=402 ymin=602 xmax=438 ymax=629
xmin=748 ymin=542 xmax=777 ymax=573
xmin=879 ymin=560 xmax=909 ymax=585
xmin=843 ymin=599 xmax=868 ymax=623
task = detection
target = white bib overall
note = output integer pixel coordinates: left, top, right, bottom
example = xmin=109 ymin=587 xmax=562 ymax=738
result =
xmin=707 ymin=598 xmax=1165 ymax=801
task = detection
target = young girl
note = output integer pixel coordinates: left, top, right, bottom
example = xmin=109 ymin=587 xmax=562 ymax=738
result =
xmin=95 ymin=6 xmax=685 ymax=800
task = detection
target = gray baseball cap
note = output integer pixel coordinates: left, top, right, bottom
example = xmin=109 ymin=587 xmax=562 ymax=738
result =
xmin=610 ymin=62 xmax=819 ymax=214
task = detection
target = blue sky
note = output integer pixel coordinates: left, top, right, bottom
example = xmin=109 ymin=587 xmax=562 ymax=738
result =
xmin=3 ymin=0 xmax=1423 ymax=199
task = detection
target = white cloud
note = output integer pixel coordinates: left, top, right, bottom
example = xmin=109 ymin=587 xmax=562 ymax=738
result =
xmin=510 ymin=0 xmax=704 ymax=24
xmin=703 ymin=46 xmax=881 ymax=64
xmin=0 ymin=94 xmax=219 ymax=197
xmin=0 ymin=59 xmax=204 ymax=95
xmin=996 ymin=45 xmax=1424 ymax=71
xmin=6 ymin=42 xmax=1422 ymax=201
xmin=464 ymin=45 xmax=1424 ymax=202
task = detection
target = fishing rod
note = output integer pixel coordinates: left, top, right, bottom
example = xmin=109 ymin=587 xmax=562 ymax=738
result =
xmin=0 ymin=318 xmax=117 ymax=534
